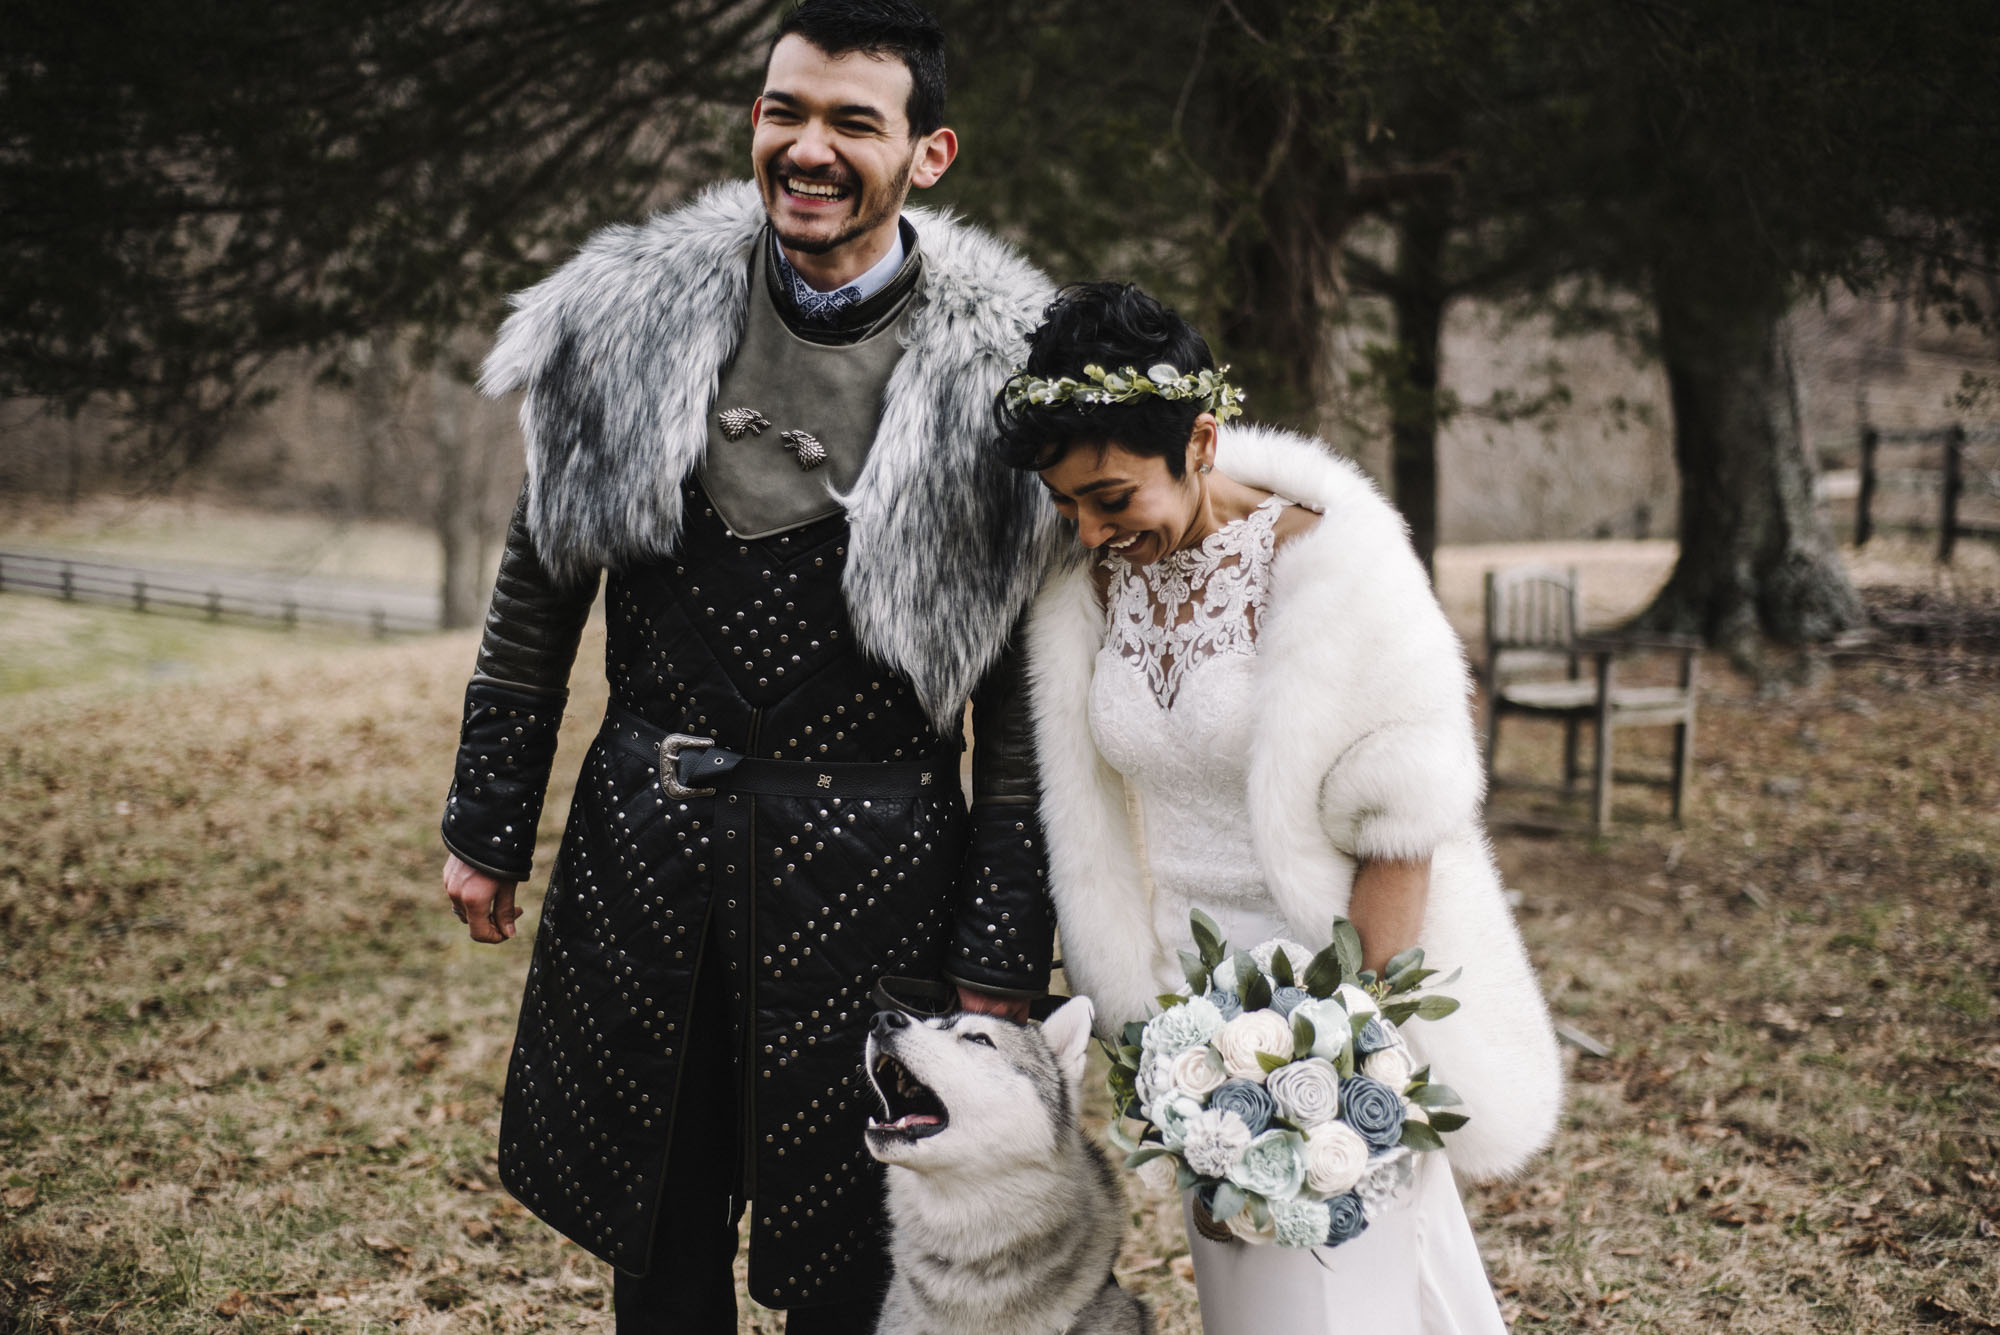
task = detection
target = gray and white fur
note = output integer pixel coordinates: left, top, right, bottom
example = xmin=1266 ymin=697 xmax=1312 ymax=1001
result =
xmin=478 ymin=180 xmax=1063 ymax=732
xmin=864 ymin=998 xmax=1151 ymax=1335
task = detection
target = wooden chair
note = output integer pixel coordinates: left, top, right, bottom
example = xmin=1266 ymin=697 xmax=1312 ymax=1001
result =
xmin=1481 ymin=566 xmax=1699 ymax=832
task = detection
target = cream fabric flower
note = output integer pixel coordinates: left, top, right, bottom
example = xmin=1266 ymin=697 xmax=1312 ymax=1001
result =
xmin=1135 ymin=1152 xmax=1181 ymax=1195
xmin=1214 ymin=1010 xmax=1294 ymax=1082
xmin=1169 ymin=1044 xmax=1228 ymax=1099
xmin=1302 ymin=1121 xmax=1371 ymax=1196
xmin=1267 ymin=1057 xmax=1343 ymax=1128
xmin=1361 ymin=1044 xmax=1412 ymax=1093
xmin=1181 ymin=1108 xmax=1253 ymax=1178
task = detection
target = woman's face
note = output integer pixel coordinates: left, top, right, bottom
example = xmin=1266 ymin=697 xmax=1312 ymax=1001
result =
xmin=1037 ymin=425 xmax=1211 ymax=564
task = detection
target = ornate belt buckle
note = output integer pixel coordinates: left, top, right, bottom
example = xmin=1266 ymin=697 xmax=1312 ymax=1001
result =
xmin=658 ymin=733 xmax=717 ymax=799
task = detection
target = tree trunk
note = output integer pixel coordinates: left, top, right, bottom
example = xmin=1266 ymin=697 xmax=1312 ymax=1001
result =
xmin=431 ymin=362 xmax=481 ymax=631
xmin=1639 ymin=270 xmax=1862 ymax=647
xmin=1388 ymin=208 xmax=1449 ymax=577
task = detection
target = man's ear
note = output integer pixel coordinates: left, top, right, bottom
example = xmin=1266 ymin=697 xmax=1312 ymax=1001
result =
xmin=908 ymin=126 xmax=958 ymax=190
xmin=1039 ymin=996 xmax=1096 ymax=1094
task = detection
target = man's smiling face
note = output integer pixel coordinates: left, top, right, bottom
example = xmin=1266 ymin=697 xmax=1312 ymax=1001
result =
xmin=751 ymin=35 xmax=954 ymax=286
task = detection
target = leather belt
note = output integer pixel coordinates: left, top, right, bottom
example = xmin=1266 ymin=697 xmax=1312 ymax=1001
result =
xmin=602 ymin=704 xmax=953 ymax=801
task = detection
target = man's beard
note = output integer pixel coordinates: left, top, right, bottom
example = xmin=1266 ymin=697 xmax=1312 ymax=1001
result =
xmin=765 ymin=153 xmax=916 ymax=257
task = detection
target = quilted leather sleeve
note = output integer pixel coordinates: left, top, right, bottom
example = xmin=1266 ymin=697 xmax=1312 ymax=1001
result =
xmin=440 ymin=488 xmax=599 ymax=881
xmin=946 ymin=628 xmax=1057 ymax=996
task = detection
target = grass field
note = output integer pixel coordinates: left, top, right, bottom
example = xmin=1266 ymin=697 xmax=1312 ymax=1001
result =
xmin=2 ymin=543 xmax=1996 ymax=1335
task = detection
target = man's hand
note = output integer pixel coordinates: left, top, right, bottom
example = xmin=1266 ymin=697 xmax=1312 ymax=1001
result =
xmin=444 ymin=853 xmax=521 ymax=943
xmin=955 ymin=984 xmax=1031 ymax=1023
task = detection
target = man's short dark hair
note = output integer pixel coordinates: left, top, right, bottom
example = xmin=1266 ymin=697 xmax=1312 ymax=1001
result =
xmin=774 ymin=0 xmax=948 ymax=136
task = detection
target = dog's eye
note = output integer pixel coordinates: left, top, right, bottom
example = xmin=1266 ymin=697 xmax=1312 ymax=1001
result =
xmin=962 ymin=1032 xmax=995 ymax=1047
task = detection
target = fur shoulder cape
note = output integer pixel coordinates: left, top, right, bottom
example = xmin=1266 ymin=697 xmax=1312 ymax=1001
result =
xmin=479 ymin=181 xmax=1058 ymax=730
xmin=1026 ymin=425 xmax=1562 ymax=1179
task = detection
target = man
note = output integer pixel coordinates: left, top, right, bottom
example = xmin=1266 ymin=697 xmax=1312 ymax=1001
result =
xmin=439 ymin=2 xmax=1058 ymax=1330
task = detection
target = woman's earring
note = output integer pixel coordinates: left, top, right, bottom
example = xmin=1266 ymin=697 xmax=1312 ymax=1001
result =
xmin=1198 ymin=462 xmax=1213 ymax=474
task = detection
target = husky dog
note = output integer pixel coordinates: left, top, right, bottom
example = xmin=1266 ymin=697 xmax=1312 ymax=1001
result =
xmin=864 ymin=997 xmax=1152 ymax=1335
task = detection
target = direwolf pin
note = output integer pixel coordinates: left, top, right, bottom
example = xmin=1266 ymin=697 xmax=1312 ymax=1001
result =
xmin=718 ymin=408 xmax=771 ymax=440
xmin=781 ymin=429 xmax=828 ymax=471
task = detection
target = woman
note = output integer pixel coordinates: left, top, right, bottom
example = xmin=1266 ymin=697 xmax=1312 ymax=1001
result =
xmin=996 ymin=283 xmax=1561 ymax=1332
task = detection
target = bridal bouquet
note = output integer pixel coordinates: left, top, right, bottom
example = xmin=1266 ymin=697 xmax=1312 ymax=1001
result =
xmin=1105 ymin=911 xmax=1468 ymax=1249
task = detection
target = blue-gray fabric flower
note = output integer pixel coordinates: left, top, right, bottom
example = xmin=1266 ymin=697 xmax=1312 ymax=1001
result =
xmin=1226 ymin=1129 xmax=1307 ymax=1200
xmin=1324 ymin=1191 xmax=1370 ymax=1245
xmin=1208 ymin=1079 xmax=1276 ymax=1136
xmin=1206 ymin=987 xmax=1244 ymax=1021
xmin=1355 ymin=1017 xmax=1393 ymax=1055
xmin=1270 ymin=985 xmax=1309 ymax=1017
xmin=1340 ymin=1074 xmax=1406 ymax=1150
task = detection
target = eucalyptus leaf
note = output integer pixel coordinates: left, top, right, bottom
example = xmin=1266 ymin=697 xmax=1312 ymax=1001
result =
xmin=1436 ymin=966 xmax=1463 ymax=987
xmin=1247 ymin=1195 xmax=1273 ymax=1229
xmin=1331 ymin=919 xmax=1363 ymax=983
xmin=1107 ymin=1119 xmax=1139 ymax=1152
xmin=1176 ymin=1162 xmax=1200 ymax=1192
xmin=1157 ymin=994 xmax=1190 ymax=1012
xmin=1414 ymin=995 xmax=1462 ymax=1021
xmin=1384 ymin=946 xmax=1425 ymax=980
xmin=1122 ymin=1021 xmax=1147 ymax=1050
xmin=1190 ymin=908 xmax=1225 ymax=967
xmin=1303 ymin=945 xmax=1344 ymax=998
xmin=1380 ymin=1001 xmax=1420 ymax=1026
xmin=1335 ymin=1043 xmax=1355 ymax=1080
xmin=1209 ymin=1182 xmax=1246 ymax=1223
xmin=1256 ymin=1050 xmax=1289 ymax=1074
xmin=1239 ymin=964 xmax=1273 ymax=1015
xmin=1124 ymin=1145 xmax=1173 ymax=1169
xmin=1409 ymin=1083 xmax=1463 ymax=1108
xmin=1179 ymin=950 xmax=1212 ymax=994
xmin=1119 ymin=1045 xmax=1143 ymax=1067
xmin=1270 ymin=948 xmax=1295 ymax=988
xmin=1291 ymin=1013 xmax=1317 ymax=1058
xmin=1400 ymin=1120 xmax=1447 ymax=1152
xmin=1427 ymin=1110 xmax=1471 ymax=1133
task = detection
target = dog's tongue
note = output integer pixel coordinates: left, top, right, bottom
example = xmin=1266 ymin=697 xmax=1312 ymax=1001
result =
xmin=893 ymin=1114 xmax=940 ymax=1129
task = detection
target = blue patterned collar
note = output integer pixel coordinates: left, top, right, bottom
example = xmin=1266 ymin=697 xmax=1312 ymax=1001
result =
xmin=773 ymin=226 xmax=907 ymax=321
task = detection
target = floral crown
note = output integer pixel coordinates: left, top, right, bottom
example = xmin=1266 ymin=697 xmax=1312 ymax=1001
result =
xmin=1003 ymin=362 xmax=1246 ymax=423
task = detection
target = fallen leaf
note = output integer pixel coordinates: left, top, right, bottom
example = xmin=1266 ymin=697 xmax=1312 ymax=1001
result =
xmin=418 ymin=1276 xmax=472 ymax=1310
xmin=462 ymin=1219 xmax=497 ymax=1243
xmin=3 ymin=1186 xmax=37 ymax=1210
xmin=215 ymin=1291 xmax=249 ymax=1318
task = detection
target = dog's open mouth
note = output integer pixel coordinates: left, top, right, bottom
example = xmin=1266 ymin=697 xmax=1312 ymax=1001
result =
xmin=866 ymin=1050 xmax=949 ymax=1140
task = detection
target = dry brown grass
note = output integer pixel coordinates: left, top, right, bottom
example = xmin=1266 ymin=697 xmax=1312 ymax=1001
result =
xmin=4 ymin=543 xmax=1998 ymax=1335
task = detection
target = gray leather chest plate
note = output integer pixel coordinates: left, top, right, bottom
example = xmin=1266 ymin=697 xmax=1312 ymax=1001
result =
xmin=698 ymin=253 xmax=918 ymax=539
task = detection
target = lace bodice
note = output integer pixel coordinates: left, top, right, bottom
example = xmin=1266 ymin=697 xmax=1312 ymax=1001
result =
xmin=1089 ymin=496 xmax=1293 ymax=949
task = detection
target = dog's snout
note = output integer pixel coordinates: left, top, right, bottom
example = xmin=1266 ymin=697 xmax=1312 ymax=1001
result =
xmin=870 ymin=1010 xmax=910 ymax=1037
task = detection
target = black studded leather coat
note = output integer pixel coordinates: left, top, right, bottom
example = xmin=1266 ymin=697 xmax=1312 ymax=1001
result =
xmin=442 ymin=480 xmax=1055 ymax=1307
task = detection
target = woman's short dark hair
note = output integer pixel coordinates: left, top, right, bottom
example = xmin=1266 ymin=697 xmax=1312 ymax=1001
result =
xmin=776 ymin=0 xmax=948 ymax=136
xmin=993 ymin=282 xmax=1216 ymax=478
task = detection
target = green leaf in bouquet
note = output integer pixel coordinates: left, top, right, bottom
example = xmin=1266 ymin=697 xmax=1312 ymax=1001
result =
xmin=1302 ymin=944 xmax=1344 ymax=998
xmin=1270 ymin=947 xmax=1295 ymax=988
xmin=1122 ymin=1021 xmax=1147 ymax=1050
xmin=1384 ymin=946 xmax=1425 ymax=981
xmin=1330 ymin=918 xmax=1364 ymax=983
xmin=1380 ymin=1000 xmax=1420 ymax=1026
xmin=1176 ymin=1162 xmax=1201 ymax=1192
xmin=1413 ymin=995 xmax=1461 ymax=1021
xmin=1358 ymin=969 xmax=1379 ymax=991
xmin=1291 ymin=1012 xmax=1317 ymax=1058
xmin=1247 ymin=1194 xmax=1272 ymax=1230
xmin=1119 ymin=1045 xmax=1144 ymax=1068
xmin=1239 ymin=962 xmax=1273 ymax=1014
xmin=1386 ymin=967 xmax=1438 ymax=996
xmin=1408 ymin=1083 xmax=1463 ymax=1108
xmin=1335 ymin=1043 xmax=1355 ymax=1079
xmin=1209 ymin=1181 xmax=1246 ymax=1223
xmin=1108 ymin=1118 xmax=1140 ymax=1153
xmin=1124 ymin=1145 xmax=1173 ymax=1170
xmin=1410 ymin=1064 xmax=1432 ymax=1085
xmin=1256 ymin=1050 xmax=1289 ymax=1075
xmin=1399 ymin=1120 xmax=1447 ymax=1153
xmin=1190 ymin=908 xmax=1226 ymax=969
xmin=1427 ymin=1110 xmax=1470 ymax=1133
xmin=1435 ymin=966 xmax=1463 ymax=988
xmin=1351 ymin=1011 xmax=1372 ymax=1046
xmin=1157 ymin=994 xmax=1191 ymax=1013
xmin=1179 ymin=950 xmax=1212 ymax=994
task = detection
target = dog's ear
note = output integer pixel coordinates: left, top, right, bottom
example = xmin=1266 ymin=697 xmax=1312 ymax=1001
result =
xmin=1039 ymin=996 xmax=1095 ymax=1093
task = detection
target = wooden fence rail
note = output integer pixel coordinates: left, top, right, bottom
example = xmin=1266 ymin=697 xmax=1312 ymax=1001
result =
xmin=1856 ymin=424 xmax=2000 ymax=561
xmin=0 ymin=550 xmax=437 ymax=635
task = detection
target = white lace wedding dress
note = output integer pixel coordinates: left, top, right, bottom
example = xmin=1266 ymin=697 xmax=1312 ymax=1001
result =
xmin=1088 ymin=496 xmax=1509 ymax=1333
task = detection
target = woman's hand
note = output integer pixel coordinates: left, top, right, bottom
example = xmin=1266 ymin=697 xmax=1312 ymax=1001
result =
xmin=956 ymin=984 xmax=1031 ymax=1023
xmin=444 ymin=853 xmax=521 ymax=943
xmin=1347 ymin=856 xmax=1432 ymax=976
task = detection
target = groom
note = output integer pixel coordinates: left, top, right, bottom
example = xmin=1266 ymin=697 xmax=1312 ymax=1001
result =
xmin=440 ymin=1 xmax=1058 ymax=1329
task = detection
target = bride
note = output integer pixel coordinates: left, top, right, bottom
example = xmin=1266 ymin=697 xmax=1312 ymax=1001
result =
xmin=994 ymin=283 xmax=1562 ymax=1332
